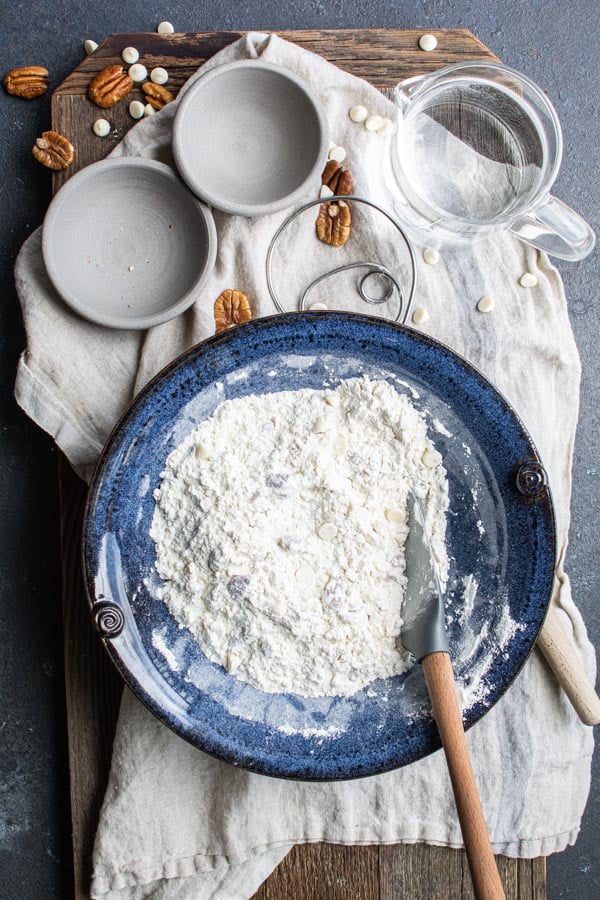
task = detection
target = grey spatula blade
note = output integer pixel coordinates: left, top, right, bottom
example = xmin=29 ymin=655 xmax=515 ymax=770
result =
xmin=401 ymin=491 xmax=449 ymax=661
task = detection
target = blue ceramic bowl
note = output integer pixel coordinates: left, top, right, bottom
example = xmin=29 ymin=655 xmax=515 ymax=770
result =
xmin=83 ymin=313 xmax=555 ymax=780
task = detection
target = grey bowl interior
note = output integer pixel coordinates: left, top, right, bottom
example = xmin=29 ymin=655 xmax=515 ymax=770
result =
xmin=42 ymin=158 xmax=217 ymax=329
xmin=173 ymin=61 xmax=329 ymax=215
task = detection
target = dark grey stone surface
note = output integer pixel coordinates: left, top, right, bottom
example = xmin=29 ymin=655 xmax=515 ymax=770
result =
xmin=0 ymin=2 xmax=597 ymax=897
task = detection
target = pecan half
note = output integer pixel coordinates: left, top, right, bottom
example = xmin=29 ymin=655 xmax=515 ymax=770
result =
xmin=214 ymin=289 xmax=252 ymax=333
xmin=32 ymin=131 xmax=74 ymax=170
xmin=142 ymin=81 xmax=174 ymax=110
xmin=3 ymin=65 xmax=49 ymax=99
xmin=321 ymin=160 xmax=353 ymax=196
xmin=316 ymin=200 xmax=352 ymax=248
xmin=88 ymin=65 xmax=133 ymax=108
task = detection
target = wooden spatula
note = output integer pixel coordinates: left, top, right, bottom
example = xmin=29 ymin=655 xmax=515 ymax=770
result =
xmin=403 ymin=493 xmax=505 ymax=900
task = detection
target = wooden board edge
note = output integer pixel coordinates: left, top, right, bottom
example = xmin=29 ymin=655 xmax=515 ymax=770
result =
xmin=53 ymin=28 xmax=499 ymax=95
xmin=51 ymin=24 xmax=545 ymax=900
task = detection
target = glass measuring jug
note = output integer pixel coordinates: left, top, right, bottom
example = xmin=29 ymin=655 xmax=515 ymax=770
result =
xmin=389 ymin=61 xmax=595 ymax=261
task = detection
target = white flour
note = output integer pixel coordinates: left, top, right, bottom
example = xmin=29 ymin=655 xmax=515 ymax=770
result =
xmin=150 ymin=376 xmax=449 ymax=698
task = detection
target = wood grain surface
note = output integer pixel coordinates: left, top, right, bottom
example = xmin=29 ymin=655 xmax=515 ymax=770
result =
xmin=52 ymin=29 xmax=545 ymax=900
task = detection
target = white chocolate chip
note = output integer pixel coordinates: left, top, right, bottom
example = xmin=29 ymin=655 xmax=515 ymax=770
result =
xmin=365 ymin=114 xmax=384 ymax=132
xmin=477 ymin=295 xmax=495 ymax=313
xmin=157 ymin=20 xmax=174 ymax=34
xmin=144 ymin=103 xmax=156 ymax=117
xmin=419 ymin=33 xmax=438 ymax=52
xmin=318 ymin=523 xmax=337 ymax=541
xmin=349 ymin=104 xmax=368 ymax=123
xmin=328 ymin=145 xmax=346 ymax=163
xmin=519 ymin=272 xmax=538 ymax=287
xmin=385 ymin=508 xmax=404 ymax=523
xmin=151 ymin=67 xmax=169 ymax=85
xmin=309 ymin=302 xmax=329 ymax=312
xmin=121 ymin=46 xmax=139 ymax=64
xmin=412 ymin=306 xmax=430 ymax=325
xmin=92 ymin=118 xmax=110 ymax=137
xmin=84 ymin=39 xmax=98 ymax=55
xmin=328 ymin=140 xmax=336 ymax=151
xmin=295 ymin=565 xmax=316 ymax=586
xmin=423 ymin=247 xmax=440 ymax=265
xmin=320 ymin=184 xmax=334 ymax=199
xmin=128 ymin=63 xmax=147 ymax=83
xmin=128 ymin=265 xmax=135 ymax=272
xmin=422 ymin=449 xmax=440 ymax=468
xmin=129 ymin=100 xmax=145 ymax=119
xmin=312 ymin=414 xmax=333 ymax=432
xmin=376 ymin=117 xmax=395 ymax=136
xmin=226 ymin=650 xmax=241 ymax=672
xmin=332 ymin=434 xmax=347 ymax=456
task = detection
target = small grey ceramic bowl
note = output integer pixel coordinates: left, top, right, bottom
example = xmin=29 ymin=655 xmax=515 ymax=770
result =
xmin=42 ymin=158 xmax=217 ymax=330
xmin=172 ymin=60 xmax=329 ymax=216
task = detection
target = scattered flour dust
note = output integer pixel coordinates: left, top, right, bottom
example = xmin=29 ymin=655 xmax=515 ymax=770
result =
xmin=150 ymin=376 xmax=449 ymax=698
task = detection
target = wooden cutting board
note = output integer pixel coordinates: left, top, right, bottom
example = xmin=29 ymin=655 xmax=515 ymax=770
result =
xmin=52 ymin=29 xmax=545 ymax=900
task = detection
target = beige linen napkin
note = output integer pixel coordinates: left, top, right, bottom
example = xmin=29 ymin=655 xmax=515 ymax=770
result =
xmin=14 ymin=33 xmax=595 ymax=899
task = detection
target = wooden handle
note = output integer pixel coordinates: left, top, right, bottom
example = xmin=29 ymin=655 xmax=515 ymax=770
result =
xmin=537 ymin=607 xmax=600 ymax=726
xmin=423 ymin=652 xmax=506 ymax=900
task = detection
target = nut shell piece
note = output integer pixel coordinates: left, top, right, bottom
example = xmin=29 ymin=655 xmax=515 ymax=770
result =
xmin=88 ymin=64 xmax=133 ymax=108
xmin=141 ymin=81 xmax=174 ymax=110
xmin=32 ymin=130 xmax=74 ymax=170
xmin=214 ymin=289 xmax=252 ymax=333
xmin=3 ymin=65 xmax=49 ymax=99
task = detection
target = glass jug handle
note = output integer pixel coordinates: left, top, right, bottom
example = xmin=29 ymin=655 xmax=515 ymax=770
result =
xmin=510 ymin=194 xmax=596 ymax=261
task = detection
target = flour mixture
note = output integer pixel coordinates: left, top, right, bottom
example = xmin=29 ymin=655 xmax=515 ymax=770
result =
xmin=150 ymin=376 xmax=449 ymax=697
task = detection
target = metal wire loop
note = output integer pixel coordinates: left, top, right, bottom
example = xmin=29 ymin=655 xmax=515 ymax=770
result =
xmin=359 ymin=268 xmax=397 ymax=305
xmin=265 ymin=194 xmax=418 ymax=325
xmin=300 ymin=262 xmax=403 ymax=312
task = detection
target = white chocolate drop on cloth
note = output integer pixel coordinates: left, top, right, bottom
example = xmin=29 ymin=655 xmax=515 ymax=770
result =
xmin=423 ymin=247 xmax=440 ymax=265
xmin=412 ymin=306 xmax=430 ymax=324
xmin=365 ymin=114 xmax=384 ymax=132
xmin=520 ymin=271 xmax=538 ymax=287
xmin=377 ymin=117 xmax=395 ymax=136
xmin=349 ymin=104 xmax=368 ymax=123
xmin=478 ymin=295 xmax=495 ymax=313
xmin=328 ymin=145 xmax=346 ymax=162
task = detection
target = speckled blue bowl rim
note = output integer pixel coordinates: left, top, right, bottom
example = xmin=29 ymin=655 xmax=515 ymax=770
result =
xmin=83 ymin=312 xmax=556 ymax=781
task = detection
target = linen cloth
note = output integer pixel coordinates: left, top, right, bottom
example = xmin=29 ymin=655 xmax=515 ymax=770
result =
xmin=13 ymin=33 xmax=596 ymax=899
